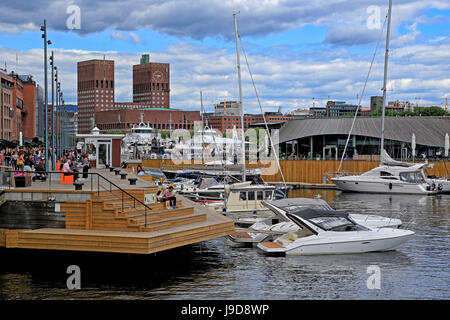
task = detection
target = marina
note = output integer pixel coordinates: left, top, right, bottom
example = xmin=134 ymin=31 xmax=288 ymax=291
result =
xmin=0 ymin=0 xmax=449 ymax=305
xmin=0 ymin=189 xmax=448 ymax=300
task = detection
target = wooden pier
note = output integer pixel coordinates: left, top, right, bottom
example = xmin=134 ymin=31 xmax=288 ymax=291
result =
xmin=0 ymin=168 xmax=234 ymax=254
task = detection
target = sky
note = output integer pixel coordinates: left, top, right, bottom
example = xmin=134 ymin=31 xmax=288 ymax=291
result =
xmin=0 ymin=0 xmax=449 ymax=114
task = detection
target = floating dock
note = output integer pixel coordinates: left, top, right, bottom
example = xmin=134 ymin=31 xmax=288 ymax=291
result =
xmin=0 ymin=168 xmax=234 ymax=254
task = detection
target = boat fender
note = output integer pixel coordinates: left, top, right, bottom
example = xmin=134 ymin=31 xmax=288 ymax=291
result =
xmin=438 ymin=183 xmax=443 ymax=191
xmin=389 ymin=183 xmax=392 ymax=190
xmin=432 ymin=183 xmax=436 ymax=191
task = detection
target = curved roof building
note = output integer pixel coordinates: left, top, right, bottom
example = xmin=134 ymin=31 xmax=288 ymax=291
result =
xmin=279 ymin=117 xmax=450 ymax=148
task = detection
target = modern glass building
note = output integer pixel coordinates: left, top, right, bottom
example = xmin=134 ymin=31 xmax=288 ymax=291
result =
xmin=277 ymin=116 xmax=450 ymax=161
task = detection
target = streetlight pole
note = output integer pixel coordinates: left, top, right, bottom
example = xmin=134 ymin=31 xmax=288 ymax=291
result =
xmin=56 ymin=78 xmax=59 ymax=160
xmin=60 ymin=91 xmax=63 ymax=156
xmin=54 ymin=66 xmax=58 ymax=164
xmin=50 ymin=52 xmax=55 ymax=170
xmin=41 ymin=20 xmax=51 ymax=171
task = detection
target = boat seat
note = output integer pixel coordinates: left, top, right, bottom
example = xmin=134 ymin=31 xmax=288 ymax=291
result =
xmin=287 ymin=232 xmax=298 ymax=241
xmin=275 ymin=238 xmax=291 ymax=247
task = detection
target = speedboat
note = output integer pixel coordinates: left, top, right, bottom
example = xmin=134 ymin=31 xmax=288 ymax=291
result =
xmin=331 ymin=160 xmax=440 ymax=195
xmin=256 ymin=207 xmax=414 ymax=256
xmin=228 ymin=197 xmax=402 ymax=247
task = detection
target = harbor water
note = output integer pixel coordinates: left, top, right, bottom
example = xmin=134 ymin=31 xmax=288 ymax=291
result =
xmin=0 ymin=189 xmax=448 ymax=300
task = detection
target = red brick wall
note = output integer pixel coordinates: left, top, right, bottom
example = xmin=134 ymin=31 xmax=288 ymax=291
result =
xmin=133 ymin=62 xmax=169 ymax=108
xmin=22 ymin=82 xmax=36 ymax=139
xmin=77 ymin=59 xmax=115 ymax=133
xmin=112 ymin=138 xmax=121 ymax=167
xmin=95 ymin=108 xmax=201 ymax=133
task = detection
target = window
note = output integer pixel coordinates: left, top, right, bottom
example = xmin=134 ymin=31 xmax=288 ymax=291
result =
xmin=248 ymin=191 xmax=255 ymax=201
xmin=257 ymin=191 xmax=263 ymax=200
xmin=265 ymin=191 xmax=272 ymax=200
xmin=239 ymin=192 xmax=246 ymax=201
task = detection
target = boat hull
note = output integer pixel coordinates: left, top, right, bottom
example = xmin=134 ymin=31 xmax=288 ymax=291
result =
xmin=331 ymin=177 xmax=437 ymax=195
xmin=257 ymin=229 xmax=414 ymax=256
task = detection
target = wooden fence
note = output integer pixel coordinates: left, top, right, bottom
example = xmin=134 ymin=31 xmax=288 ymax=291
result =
xmin=139 ymin=159 xmax=450 ymax=184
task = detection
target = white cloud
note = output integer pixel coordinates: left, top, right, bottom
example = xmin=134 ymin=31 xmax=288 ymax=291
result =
xmin=1 ymin=36 xmax=448 ymax=114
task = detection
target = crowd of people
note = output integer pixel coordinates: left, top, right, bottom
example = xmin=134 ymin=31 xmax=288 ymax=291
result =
xmin=0 ymin=147 xmax=91 ymax=182
xmin=0 ymin=147 xmax=46 ymax=172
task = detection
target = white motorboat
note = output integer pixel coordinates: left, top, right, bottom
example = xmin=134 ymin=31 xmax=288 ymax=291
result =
xmin=228 ymin=197 xmax=402 ymax=247
xmin=331 ymin=162 xmax=440 ymax=195
xmin=256 ymin=207 xmax=414 ymax=256
xmin=332 ymin=150 xmax=441 ymax=195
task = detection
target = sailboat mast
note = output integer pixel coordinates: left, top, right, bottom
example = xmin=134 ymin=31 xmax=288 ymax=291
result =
xmin=381 ymin=0 xmax=392 ymax=164
xmin=234 ymin=11 xmax=245 ymax=182
xmin=200 ymin=91 xmax=204 ymax=163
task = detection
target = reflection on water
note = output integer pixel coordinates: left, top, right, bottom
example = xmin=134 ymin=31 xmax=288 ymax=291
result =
xmin=0 ymin=190 xmax=449 ymax=300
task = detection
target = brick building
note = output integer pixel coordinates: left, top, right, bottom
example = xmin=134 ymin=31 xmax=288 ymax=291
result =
xmin=133 ymin=54 xmax=170 ymax=108
xmin=95 ymin=108 xmax=200 ymax=133
xmin=0 ymin=70 xmax=39 ymax=142
xmin=17 ymin=75 xmax=37 ymax=139
xmin=77 ymin=59 xmax=115 ymax=133
xmin=0 ymin=70 xmax=15 ymax=141
xmin=204 ymin=112 xmax=293 ymax=133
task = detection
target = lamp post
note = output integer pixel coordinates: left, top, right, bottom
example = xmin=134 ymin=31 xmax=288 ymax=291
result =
xmin=53 ymin=66 xmax=58 ymax=164
xmin=50 ymin=53 xmax=55 ymax=170
xmin=59 ymin=91 xmax=63 ymax=156
xmin=40 ymin=20 xmax=51 ymax=171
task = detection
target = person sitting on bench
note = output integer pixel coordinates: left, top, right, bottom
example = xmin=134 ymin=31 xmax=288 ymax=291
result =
xmin=162 ymin=185 xmax=176 ymax=209
xmin=63 ymin=159 xmax=78 ymax=181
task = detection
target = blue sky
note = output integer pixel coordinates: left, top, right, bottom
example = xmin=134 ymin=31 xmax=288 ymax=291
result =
xmin=0 ymin=0 xmax=449 ymax=113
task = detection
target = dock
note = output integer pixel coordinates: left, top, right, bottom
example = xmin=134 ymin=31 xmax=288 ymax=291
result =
xmin=269 ymin=181 xmax=337 ymax=189
xmin=0 ymin=167 xmax=234 ymax=254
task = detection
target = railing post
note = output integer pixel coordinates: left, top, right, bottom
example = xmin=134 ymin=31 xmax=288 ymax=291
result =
xmin=91 ymin=173 xmax=93 ymax=193
xmin=122 ymin=191 xmax=124 ymax=211
xmin=97 ymin=175 xmax=99 ymax=196
xmin=145 ymin=207 xmax=147 ymax=227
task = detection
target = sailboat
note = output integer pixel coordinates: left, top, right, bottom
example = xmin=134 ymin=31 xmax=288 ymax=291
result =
xmin=331 ymin=0 xmax=440 ymax=195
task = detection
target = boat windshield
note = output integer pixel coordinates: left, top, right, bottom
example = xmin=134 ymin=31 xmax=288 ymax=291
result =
xmin=399 ymin=171 xmax=425 ymax=183
xmin=309 ymin=216 xmax=367 ymax=232
xmin=284 ymin=204 xmax=334 ymax=212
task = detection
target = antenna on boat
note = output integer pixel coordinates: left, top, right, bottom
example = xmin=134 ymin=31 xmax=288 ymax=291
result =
xmin=200 ymin=91 xmax=204 ymax=163
xmin=233 ymin=11 xmax=246 ymax=183
xmin=380 ymin=0 xmax=393 ymax=165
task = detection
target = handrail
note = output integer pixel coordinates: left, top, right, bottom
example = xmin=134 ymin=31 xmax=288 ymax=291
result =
xmin=4 ymin=169 xmax=152 ymax=226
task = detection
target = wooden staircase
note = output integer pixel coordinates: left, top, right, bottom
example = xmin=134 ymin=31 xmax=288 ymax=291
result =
xmin=63 ymin=191 xmax=206 ymax=233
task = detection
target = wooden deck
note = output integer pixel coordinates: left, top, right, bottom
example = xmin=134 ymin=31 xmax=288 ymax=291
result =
xmin=0 ymin=168 xmax=235 ymax=254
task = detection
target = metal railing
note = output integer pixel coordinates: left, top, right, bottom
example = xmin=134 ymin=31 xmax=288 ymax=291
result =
xmin=2 ymin=169 xmax=153 ymax=226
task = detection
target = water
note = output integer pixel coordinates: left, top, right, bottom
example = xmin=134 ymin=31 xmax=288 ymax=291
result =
xmin=0 ymin=190 xmax=448 ymax=300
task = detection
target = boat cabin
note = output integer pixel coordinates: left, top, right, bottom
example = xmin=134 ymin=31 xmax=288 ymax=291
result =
xmin=225 ymin=185 xmax=283 ymax=213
